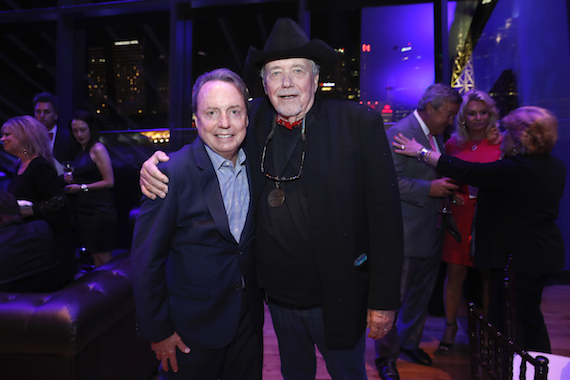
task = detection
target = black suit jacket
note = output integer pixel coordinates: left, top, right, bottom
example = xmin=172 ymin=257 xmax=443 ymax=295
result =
xmin=131 ymin=137 xmax=263 ymax=349
xmin=437 ymin=153 xmax=566 ymax=274
xmin=52 ymin=125 xmax=73 ymax=163
xmin=246 ymin=96 xmax=404 ymax=348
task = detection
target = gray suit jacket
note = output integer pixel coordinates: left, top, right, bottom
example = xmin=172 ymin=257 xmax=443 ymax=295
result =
xmin=386 ymin=113 xmax=444 ymax=259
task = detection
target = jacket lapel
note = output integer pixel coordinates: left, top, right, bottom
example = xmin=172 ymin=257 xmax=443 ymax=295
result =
xmin=193 ymin=138 xmax=235 ymax=243
xmin=435 ymin=134 xmax=444 ymax=152
xmin=411 ymin=118 xmax=431 ymax=149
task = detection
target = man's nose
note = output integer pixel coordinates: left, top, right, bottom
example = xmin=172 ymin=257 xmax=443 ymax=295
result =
xmin=281 ymin=72 xmax=293 ymax=87
xmin=218 ymin=114 xmax=230 ymax=127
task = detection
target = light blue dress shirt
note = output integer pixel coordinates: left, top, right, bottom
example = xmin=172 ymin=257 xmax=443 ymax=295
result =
xmin=205 ymin=146 xmax=250 ymax=243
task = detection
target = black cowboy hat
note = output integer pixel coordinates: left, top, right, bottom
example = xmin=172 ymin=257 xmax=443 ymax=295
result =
xmin=244 ymin=18 xmax=338 ymax=73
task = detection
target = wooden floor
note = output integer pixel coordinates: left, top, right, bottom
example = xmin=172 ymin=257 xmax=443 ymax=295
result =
xmin=262 ymin=282 xmax=570 ymax=380
xmin=146 ymin=281 xmax=570 ymax=379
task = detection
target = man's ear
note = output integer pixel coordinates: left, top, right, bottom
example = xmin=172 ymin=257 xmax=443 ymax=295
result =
xmin=313 ymin=74 xmax=319 ymax=93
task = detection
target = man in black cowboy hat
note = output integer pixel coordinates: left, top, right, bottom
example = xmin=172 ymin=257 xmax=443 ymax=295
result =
xmin=140 ymin=18 xmax=403 ymax=380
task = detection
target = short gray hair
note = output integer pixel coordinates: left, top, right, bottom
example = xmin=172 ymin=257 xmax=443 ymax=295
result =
xmin=417 ymin=83 xmax=462 ymax=111
xmin=191 ymin=68 xmax=249 ymax=114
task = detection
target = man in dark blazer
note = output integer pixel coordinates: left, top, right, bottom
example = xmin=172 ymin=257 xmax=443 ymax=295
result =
xmin=374 ymin=84 xmax=461 ymax=380
xmin=140 ymin=18 xmax=403 ymax=380
xmin=131 ymin=69 xmax=264 ymax=380
xmin=33 ymin=92 xmax=73 ymax=166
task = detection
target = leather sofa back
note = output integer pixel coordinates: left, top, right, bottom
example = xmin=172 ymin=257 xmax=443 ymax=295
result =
xmin=0 ymin=252 xmax=135 ymax=356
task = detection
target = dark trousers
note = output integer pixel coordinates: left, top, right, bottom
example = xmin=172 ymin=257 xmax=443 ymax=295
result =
xmin=375 ymin=245 xmax=443 ymax=363
xmin=159 ymin=292 xmax=263 ymax=380
xmin=488 ymin=269 xmax=551 ymax=353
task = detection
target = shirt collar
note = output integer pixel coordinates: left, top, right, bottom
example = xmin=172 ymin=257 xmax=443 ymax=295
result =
xmin=413 ymin=109 xmax=431 ymax=137
xmin=205 ymin=145 xmax=246 ymax=170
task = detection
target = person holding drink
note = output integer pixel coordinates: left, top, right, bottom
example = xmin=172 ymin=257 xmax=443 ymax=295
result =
xmin=64 ymin=110 xmax=117 ymax=267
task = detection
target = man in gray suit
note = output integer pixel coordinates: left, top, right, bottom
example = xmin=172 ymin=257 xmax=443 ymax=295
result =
xmin=374 ymin=84 xmax=462 ymax=380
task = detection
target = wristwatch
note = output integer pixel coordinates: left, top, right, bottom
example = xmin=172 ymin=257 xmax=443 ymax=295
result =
xmin=81 ymin=184 xmax=89 ymax=192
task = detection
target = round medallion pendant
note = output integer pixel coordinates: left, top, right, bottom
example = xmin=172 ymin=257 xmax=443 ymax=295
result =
xmin=268 ymin=188 xmax=285 ymax=208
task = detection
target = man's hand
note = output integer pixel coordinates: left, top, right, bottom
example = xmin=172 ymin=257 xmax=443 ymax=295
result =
xmin=367 ymin=309 xmax=396 ymax=340
xmin=140 ymin=150 xmax=170 ymax=199
xmin=151 ymin=332 xmax=190 ymax=373
xmin=429 ymin=177 xmax=459 ymax=198
xmin=451 ymin=192 xmax=465 ymax=206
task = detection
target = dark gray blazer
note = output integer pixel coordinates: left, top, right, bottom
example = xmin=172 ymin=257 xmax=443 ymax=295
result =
xmin=386 ymin=112 xmax=445 ymax=259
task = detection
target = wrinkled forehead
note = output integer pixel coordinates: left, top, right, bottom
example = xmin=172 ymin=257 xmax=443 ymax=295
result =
xmin=264 ymin=57 xmax=312 ymax=71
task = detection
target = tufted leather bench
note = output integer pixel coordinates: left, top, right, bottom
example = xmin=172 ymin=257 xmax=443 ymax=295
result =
xmin=0 ymin=252 xmax=157 ymax=380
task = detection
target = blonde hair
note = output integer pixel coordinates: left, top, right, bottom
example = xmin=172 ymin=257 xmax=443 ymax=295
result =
xmin=453 ymin=89 xmax=501 ymax=145
xmin=502 ymin=106 xmax=558 ymax=155
xmin=1 ymin=115 xmax=54 ymax=162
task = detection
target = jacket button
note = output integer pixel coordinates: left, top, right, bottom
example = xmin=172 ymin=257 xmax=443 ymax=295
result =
xmin=237 ymin=251 xmax=243 ymax=256
xmin=234 ymin=284 xmax=241 ymax=290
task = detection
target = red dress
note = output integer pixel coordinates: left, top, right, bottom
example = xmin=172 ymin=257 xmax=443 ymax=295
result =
xmin=441 ymin=136 xmax=502 ymax=266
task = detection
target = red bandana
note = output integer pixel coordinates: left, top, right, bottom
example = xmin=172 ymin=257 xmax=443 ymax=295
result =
xmin=276 ymin=115 xmax=303 ymax=130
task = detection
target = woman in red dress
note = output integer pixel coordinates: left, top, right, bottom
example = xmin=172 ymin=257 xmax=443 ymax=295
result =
xmin=438 ymin=90 xmax=503 ymax=354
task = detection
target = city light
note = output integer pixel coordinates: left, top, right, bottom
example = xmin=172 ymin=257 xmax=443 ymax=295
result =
xmin=114 ymin=40 xmax=140 ymax=46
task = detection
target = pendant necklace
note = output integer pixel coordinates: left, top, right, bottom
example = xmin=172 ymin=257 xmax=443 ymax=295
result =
xmin=260 ymin=116 xmax=306 ymax=208
xmin=268 ymin=182 xmax=285 ymax=208
xmin=471 ymin=139 xmax=483 ymax=151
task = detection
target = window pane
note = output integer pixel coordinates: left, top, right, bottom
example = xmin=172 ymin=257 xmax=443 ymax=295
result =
xmin=83 ymin=12 xmax=170 ymax=131
xmin=0 ymin=21 xmax=57 ymax=120
xmin=360 ymin=4 xmax=436 ymax=123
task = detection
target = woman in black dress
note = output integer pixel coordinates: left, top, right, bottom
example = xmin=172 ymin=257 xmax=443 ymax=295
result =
xmin=1 ymin=115 xmax=75 ymax=285
xmin=64 ymin=110 xmax=117 ymax=267
xmin=393 ymin=106 xmax=566 ymax=353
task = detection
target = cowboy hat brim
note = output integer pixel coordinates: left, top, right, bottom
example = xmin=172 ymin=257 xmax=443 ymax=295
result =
xmin=244 ymin=38 xmax=338 ymax=71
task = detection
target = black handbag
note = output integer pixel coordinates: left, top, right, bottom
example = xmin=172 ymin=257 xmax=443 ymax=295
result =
xmin=439 ymin=201 xmax=462 ymax=243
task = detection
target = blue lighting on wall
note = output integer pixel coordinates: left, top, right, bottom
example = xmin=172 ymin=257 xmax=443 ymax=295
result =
xmin=360 ymin=3 xmax=435 ymax=115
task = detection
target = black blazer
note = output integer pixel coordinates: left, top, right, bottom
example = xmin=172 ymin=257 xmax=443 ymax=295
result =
xmin=246 ymin=96 xmax=404 ymax=348
xmin=131 ymin=137 xmax=263 ymax=349
xmin=437 ymin=153 xmax=566 ymax=274
xmin=52 ymin=126 xmax=73 ymax=163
